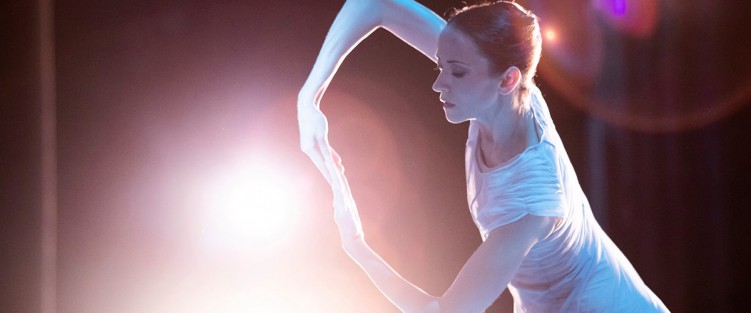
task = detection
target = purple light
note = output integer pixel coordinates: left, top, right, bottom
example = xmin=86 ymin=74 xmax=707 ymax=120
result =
xmin=614 ymin=0 xmax=627 ymax=15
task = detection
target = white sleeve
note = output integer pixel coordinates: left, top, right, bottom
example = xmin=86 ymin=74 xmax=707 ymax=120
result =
xmin=474 ymin=142 xmax=567 ymax=237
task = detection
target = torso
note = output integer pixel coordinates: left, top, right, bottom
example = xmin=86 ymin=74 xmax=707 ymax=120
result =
xmin=465 ymin=86 xmax=670 ymax=312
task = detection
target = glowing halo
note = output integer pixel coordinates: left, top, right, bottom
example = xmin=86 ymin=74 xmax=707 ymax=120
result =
xmin=529 ymin=1 xmax=605 ymax=87
xmin=528 ymin=0 xmax=751 ymax=133
xmin=538 ymin=63 xmax=751 ymax=133
xmin=197 ymin=155 xmax=304 ymax=251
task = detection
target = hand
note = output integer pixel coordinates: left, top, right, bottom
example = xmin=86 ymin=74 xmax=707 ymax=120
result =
xmin=297 ymin=99 xmax=335 ymax=184
xmin=297 ymin=89 xmax=364 ymax=248
xmin=329 ymin=148 xmax=365 ymax=246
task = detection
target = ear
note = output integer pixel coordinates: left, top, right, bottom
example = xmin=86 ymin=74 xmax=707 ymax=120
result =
xmin=498 ymin=66 xmax=522 ymax=95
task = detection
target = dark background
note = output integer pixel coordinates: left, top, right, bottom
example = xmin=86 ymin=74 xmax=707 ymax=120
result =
xmin=2 ymin=0 xmax=751 ymax=312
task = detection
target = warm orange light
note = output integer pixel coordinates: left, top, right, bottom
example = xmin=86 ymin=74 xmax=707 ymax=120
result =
xmin=545 ymin=29 xmax=558 ymax=42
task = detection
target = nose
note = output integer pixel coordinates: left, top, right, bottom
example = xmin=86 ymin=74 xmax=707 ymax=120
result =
xmin=432 ymin=73 xmax=447 ymax=94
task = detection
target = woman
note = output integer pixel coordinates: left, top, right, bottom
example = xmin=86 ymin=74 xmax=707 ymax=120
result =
xmin=298 ymin=1 xmax=670 ymax=312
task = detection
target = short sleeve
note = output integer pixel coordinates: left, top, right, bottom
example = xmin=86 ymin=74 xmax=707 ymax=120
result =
xmin=471 ymin=141 xmax=567 ymax=239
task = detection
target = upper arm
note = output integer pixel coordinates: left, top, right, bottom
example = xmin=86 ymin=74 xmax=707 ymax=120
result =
xmin=436 ymin=215 xmax=556 ymax=313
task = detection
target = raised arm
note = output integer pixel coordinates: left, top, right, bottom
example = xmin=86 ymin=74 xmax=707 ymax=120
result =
xmin=298 ymin=0 xmax=446 ymax=183
xmin=300 ymin=0 xmax=445 ymax=102
xmin=328 ymin=148 xmax=556 ymax=312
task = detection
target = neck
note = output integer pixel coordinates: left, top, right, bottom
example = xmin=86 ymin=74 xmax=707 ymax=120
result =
xmin=475 ymin=94 xmax=536 ymax=167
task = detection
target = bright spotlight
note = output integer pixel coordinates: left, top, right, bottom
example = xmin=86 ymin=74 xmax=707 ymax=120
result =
xmin=544 ymin=29 xmax=558 ymax=42
xmin=200 ymin=158 xmax=302 ymax=250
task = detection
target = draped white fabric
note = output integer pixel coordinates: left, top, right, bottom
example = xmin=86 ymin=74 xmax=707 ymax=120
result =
xmin=466 ymin=139 xmax=567 ymax=240
xmin=464 ymin=86 xmax=670 ymax=312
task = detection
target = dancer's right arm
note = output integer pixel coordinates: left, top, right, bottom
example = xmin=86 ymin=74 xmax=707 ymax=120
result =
xmin=298 ymin=0 xmax=446 ymax=183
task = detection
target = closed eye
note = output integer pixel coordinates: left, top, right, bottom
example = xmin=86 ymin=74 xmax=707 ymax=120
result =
xmin=434 ymin=65 xmax=465 ymax=78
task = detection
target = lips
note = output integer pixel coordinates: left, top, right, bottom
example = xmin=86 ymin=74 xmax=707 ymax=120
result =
xmin=443 ymin=102 xmax=456 ymax=109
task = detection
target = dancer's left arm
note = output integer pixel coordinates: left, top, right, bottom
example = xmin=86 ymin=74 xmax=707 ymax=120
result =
xmin=328 ymin=151 xmax=555 ymax=313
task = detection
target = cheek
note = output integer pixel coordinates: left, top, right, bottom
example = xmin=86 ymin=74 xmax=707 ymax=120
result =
xmin=448 ymin=74 xmax=496 ymax=104
xmin=457 ymin=82 xmax=487 ymax=103
xmin=473 ymin=79 xmax=500 ymax=100
xmin=452 ymin=79 xmax=476 ymax=98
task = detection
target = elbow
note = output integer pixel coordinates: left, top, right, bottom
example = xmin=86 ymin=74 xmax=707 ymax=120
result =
xmin=379 ymin=0 xmax=399 ymax=24
xmin=342 ymin=0 xmax=387 ymax=26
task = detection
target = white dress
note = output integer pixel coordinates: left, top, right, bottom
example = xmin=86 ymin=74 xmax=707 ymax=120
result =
xmin=465 ymin=86 xmax=670 ymax=312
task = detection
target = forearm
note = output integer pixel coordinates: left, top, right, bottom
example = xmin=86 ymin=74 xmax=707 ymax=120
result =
xmin=342 ymin=216 xmax=557 ymax=313
xmin=299 ymin=0 xmax=381 ymax=105
xmin=344 ymin=238 xmax=439 ymax=313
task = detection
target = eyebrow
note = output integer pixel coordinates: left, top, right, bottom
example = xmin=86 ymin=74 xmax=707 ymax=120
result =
xmin=446 ymin=60 xmax=468 ymax=65
xmin=437 ymin=57 xmax=469 ymax=66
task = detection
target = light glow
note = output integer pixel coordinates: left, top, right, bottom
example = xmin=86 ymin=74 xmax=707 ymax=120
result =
xmin=143 ymin=282 xmax=331 ymax=313
xmin=613 ymin=0 xmax=627 ymax=15
xmin=200 ymin=157 xmax=302 ymax=250
xmin=544 ymin=29 xmax=558 ymax=42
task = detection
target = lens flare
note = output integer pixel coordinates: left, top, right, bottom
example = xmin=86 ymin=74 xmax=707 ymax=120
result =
xmin=595 ymin=0 xmax=659 ymax=37
xmin=613 ymin=0 xmax=627 ymax=15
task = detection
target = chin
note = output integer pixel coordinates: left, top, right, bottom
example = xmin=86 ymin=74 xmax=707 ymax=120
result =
xmin=444 ymin=113 xmax=466 ymax=124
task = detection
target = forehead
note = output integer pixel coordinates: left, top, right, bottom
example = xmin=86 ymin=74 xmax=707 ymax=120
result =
xmin=436 ymin=26 xmax=487 ymax=66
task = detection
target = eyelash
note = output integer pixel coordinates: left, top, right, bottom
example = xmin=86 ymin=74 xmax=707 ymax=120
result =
xmin=434 ymin=66 xmax=466 ymax=78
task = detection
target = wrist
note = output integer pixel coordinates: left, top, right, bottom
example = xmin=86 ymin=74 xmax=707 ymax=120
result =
xmin=297 ymin=85 xmax=322 ymax=106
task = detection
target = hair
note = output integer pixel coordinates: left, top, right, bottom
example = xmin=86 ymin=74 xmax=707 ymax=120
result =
xmin=447 ymin=1 xmax=542 ymax=102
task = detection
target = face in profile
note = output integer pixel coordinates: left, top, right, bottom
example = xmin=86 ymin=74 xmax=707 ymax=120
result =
xmin=432 ymin=26 xmax=505 ymax=124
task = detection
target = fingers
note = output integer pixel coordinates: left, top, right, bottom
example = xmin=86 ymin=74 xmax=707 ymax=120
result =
xmin=326 ymin=147 xmax=349 ymax=193
xmin=330 ymin=148 xmax=345 ymax=173
xmin=297 ymin=110 xmax=363 ymax=240
xmin=301 ymin=137 xmax=334 ymax=185
xmin=312 ymin=151 xmax=334 ymax=185
xmin=297 ymin=108 xmax=354 ymax=209
xmin=320 ymin=140 xmax=343 ymax=190
xmin=302 ymin=136 xmax=354 ymax=210
xmin=331 ymin=150 xmax=355 ymax=205
xmin=302 ymin=135 xmax=344 ymax=190
xmin=324 ymin=147 xmax=364 ymax=241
